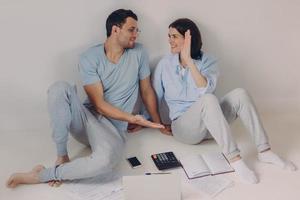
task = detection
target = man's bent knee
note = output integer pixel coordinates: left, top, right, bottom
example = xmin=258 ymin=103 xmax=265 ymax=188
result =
xmin=47 ymin=81 xmax=74 ymax=96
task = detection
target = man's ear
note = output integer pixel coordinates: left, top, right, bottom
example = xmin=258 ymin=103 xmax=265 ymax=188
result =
xmin=111 ymin=25 xmax=119 ymax=35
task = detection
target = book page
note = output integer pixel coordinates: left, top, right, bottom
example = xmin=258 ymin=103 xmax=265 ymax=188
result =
xmin=202 ymin=152 xmax=234 ymax=175
xmin=180 ymin=155 xmax=210 ymax=178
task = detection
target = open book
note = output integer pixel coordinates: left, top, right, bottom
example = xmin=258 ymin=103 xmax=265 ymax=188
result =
xmin=180 ymin=152 xmax=234 ymax=179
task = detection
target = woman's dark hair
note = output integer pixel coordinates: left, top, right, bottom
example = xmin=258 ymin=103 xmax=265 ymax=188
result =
xmin=106 ymin=9 xmax=138 ymax=37
xmin=169 ymin=18 xmax=202 ymax=60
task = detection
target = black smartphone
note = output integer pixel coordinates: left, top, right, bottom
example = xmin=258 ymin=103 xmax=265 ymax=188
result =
xmin=127 ymin=157 xmax=142 ymax=168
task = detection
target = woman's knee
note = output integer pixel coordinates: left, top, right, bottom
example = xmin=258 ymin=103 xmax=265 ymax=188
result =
xmin=230 ymin=88 xmax=251 ymax=102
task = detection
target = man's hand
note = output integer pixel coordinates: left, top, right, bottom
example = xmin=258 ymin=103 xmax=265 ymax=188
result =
xmin=159 ymin=124 xmax=172 ymax=136
xmin=129 ymin=115 xmax=165 ymax=129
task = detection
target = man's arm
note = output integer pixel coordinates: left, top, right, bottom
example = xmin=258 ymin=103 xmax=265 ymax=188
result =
xmin=83 ymin=81 xmax=164 ymax=129
xmin=140 ymin=77 xmax=172 ymax=135
xmin=139 ymin=77 xmax=161 ymax=123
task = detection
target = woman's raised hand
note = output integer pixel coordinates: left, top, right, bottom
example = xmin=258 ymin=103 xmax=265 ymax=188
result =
xmin=180 ymin=30 xmax=193 ymax=67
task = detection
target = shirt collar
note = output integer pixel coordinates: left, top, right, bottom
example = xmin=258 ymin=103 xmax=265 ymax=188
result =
xmin=169 ymin=53 xmax=190 ymax=83
xmin=170 ymin=53 xmax=180 ymax=67
xmin=170 ymin=53 xmax=182 ymax=76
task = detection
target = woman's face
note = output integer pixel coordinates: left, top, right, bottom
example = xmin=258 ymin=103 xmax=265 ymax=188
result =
xmin=168 ymin=27 xmax=185 ymax=54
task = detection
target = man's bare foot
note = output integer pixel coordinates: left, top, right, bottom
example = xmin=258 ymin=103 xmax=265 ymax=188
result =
xmin=6 ymin=165 xmax=45 ymax=188
xmin=48 ymin=155 xmax=70 ymax=187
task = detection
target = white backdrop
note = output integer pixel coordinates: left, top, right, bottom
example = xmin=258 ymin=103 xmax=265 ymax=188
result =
xmin=1 ymin=0 xmax=299 ymax=131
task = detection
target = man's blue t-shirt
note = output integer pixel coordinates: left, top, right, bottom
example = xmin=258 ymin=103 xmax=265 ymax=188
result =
xmin=79 ymin=43 xmax=150 ymax=132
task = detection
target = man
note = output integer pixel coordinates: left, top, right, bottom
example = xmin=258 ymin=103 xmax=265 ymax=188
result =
xmin=6 ymin=9 xmax=170 ymax=188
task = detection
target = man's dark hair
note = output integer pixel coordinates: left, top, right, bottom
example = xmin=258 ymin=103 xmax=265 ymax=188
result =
xmin=169 ymin=18 xmax=203 ymax=60
xmin=106 ymin=9 xmax=138 ymax=37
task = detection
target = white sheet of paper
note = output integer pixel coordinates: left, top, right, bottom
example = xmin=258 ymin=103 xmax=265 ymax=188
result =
xmin=189 ymin=175 xmax=234 ymax=197
xmin=63 ymin=173 xmax=124 ymax=200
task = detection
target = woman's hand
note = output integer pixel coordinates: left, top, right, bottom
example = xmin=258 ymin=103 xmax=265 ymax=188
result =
xmin=180 ymin=30 xmax=193 ymax=67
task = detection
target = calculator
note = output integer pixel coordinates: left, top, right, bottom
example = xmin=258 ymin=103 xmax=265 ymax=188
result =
xmin=151 ymin=151 xmax=181 ymax=170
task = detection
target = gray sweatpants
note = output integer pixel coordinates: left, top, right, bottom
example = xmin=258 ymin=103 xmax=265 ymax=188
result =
xmin=171 ymin=88 xmax=270 ymax=160
xmin=38 ymin=81 xmax=125 ymax=182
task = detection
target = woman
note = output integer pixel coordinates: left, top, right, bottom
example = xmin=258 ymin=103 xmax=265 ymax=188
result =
xmin=153 ymin=18 xmax=296 ymax=184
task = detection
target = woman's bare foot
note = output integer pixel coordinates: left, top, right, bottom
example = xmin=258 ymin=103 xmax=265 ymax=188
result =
xmin=127 ymin=123 xmax=143 ymax=133
xmin=55 ymin=155 xmax=70 ymax=166
xmin=6 ymin=165 xmax=45 ymax=188
xmin=48 ymin=155 xmax=70 ymax=187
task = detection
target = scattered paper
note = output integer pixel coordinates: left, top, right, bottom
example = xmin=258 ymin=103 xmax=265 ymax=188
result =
xmin=189 ymin=175 xmax=234 ymax=197
xmin=63 ymin=173 xmax=124 ymax=200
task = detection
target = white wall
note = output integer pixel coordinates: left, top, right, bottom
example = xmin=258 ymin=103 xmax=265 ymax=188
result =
xmin=1 ymin=0 xmax=299 ymax=131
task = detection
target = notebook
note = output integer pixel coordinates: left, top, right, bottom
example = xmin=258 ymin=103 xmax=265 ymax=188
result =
xmin=180 ymin=152 xmax=234 ymax=179
xmin=123 ymin=174 xmax=181 ymax=200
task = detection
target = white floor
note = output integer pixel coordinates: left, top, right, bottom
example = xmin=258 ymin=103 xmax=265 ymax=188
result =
xmin=1 ymin=111 xmax=300 ymax=200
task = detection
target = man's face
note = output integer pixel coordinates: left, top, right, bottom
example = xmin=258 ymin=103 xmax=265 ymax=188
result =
xmin=116 ymin=17 xmax=139 ymax=48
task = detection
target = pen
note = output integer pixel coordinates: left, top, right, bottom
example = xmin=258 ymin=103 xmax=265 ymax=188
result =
xmin=145 ymin=172 xmax=171 ymax=175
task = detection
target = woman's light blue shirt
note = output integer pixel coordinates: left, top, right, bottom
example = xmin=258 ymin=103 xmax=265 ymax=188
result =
xmin=153 ymin=53 xmax=219 ymax=120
